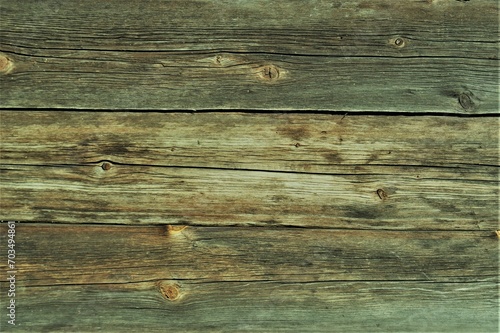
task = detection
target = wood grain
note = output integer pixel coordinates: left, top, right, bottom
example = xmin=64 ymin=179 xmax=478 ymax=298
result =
xmin=0 ymin=223 xmax=497 ymax=332
xmin=0 ymin=280 xmax=497 ymax=333
xmin=1 ymin=111 xmax=497 ymax=229
xmin=0 ymin=0 xmax=498 ymax=331
xmin=1 ymin=0 xmax=498 ymax=112
xmin=2 ymin=223 xmax=497 ymax=285
xmin=1 ymin=111 xmax=498 ymax=170
xmin=1 ymin=280 xmax=497 ymax=333
xmin=1 ymin=163 xmax=497 ymax=229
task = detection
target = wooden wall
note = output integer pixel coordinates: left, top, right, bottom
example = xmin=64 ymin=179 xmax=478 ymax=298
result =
xmin=0 ymin=0 xmax=498 ymax=332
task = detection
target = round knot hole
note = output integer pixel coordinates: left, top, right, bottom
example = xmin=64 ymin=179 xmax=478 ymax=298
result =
xmin=158 ymin=282 xmax=181 ymax=301
xmin=392 ymin=37 xmax=406 ymax=48
xmin=101 ymin=162 xmax=112 ymax=171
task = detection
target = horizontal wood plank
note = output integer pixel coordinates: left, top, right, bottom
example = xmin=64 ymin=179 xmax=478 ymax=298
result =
xmin=0 ymin=223 xmax=497 ymax=332
xmin=1 ymin=112 xmax=497 ymax=229
xmin=1 ymin=111 xmax=498 ymax=170
xmin=1 ymin=163 xmax=497 ymax=229
xmin=0 ymin=281 xmax=497 ymax=333
xmin=1 ymin=223 xmax=496 ymax=285
xmin=2 ymin=0 xmax=497 ymax=57
xmin=1 ymin=1 xmax=498 ymax=331
xmin=1 ymin=0 xmax=498 ymax=112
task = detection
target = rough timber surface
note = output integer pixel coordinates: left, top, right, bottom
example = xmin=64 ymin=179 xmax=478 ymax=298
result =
xmin=0 ymin=224 xmax=498 ymax=332
xmin=0 ymin=0 xmax=498 ymax=112
xmin=1 ymin=111 xmax=498 ymax=170
xmin=0 ymin=0 xmax=499 ymax=332
xmin=1 ymin=111 xmax=498 ymax=229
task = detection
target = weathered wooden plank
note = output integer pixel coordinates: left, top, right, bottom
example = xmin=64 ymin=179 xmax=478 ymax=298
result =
xmin=1 ymin=163 xmax=497 ymax=229
xmin=2 ymin=112 xmax=496 ymax=228
xmin=1 ymin=223 xmax=496 ymax=285
xmin=0 ymin=223 xmax=497 ymax=332
xmin=1 ymin=0 xmax=498 ymax=112
xmin=0 ymin=281 xmax=497 ymax=333
xmin=1 ymin=51 xmax=496 ymax=112
xmin=2 ymin=0 xmax=497 ymax=57
xmin=0 ymin=1 xmax=497 ymax=331
xmin=1 ymin=111 xmax=498 ymax=171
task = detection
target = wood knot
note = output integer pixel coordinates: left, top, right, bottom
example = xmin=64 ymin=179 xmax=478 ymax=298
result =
xmin=257 ymin=65 xmax=280 ymax=82
xmin=376 ymin=189 xmax=388 ymax=200
xmin=158 ymin=281 xmax=181 ymax=301
xmin=101 ymin=162 xmax=112 ymax=171
xmin=458 ymin=91 xmax=475 ymax=112
xmin=391 ymin=37 xmax=406 ymax=49
xmin=167 ymin=225 xmax=188 ymax=235
xmin=0 ymin=53 xmax=14 ymax=74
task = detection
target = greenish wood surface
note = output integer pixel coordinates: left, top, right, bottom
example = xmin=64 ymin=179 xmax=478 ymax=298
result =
xmin=1 ymin=111 xmax=498 ymax=170
xmin=0 ymin=224 xmax=498 ymax=332
xmin=3 ymin=280 xmax=498 ymax=333
xmin=2 ymin=161 xmax=498 ymax=230
xmin=1 ymin=111 xmax=498 ymax=229
xmin=0 ymin=0 xmax=498 ymax=112
xmin=0 ymin=0 xmax=499 ymax=332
